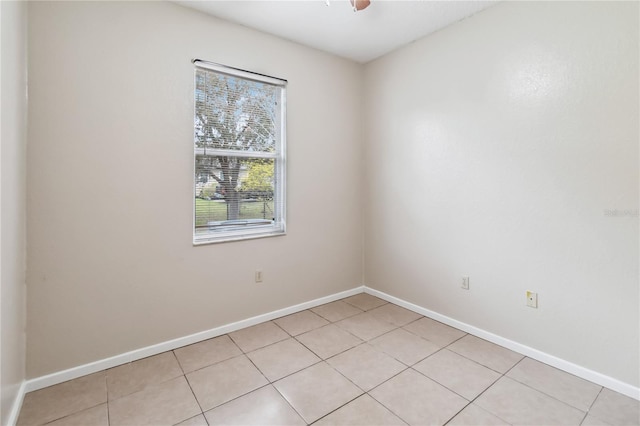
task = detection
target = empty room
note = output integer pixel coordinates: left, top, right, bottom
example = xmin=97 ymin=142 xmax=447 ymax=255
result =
xmin=1 ymin=0 xmax=638 ymax=425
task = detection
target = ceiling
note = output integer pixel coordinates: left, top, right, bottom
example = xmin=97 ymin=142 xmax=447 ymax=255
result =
xmin=176 ymin=1 xmax=498 ymax=63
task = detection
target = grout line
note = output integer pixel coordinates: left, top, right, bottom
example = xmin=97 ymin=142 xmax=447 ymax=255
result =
xmin=172 ymin=358 xmax=211 ymax=426
xmin=440 ymin=374 xmax=508 ymax=424
xmin=442 ymin=403 xmax=503 ymax=426
xmin=407 ymin=352 xmax=469 ymax=400
xmin=365 ymin=376 xmax=412 ymax=426
xmin=441 ymin=406 xmax=468 ymax=425
xmin=580 ymin=387 xmax=607 ymax=426
xmin=202 ymin=382 xmax=274 ymax=420
xmin=244 ymin=353 xmax=273 ymax=386
xmin=182 ymin=370 xmax=206 ymax=418
xmin=270 ymin=383 xmax=308 ymax=424
xmin=447 ymin=339 xmax=524 ymax=424
xmin=500 ymin=359 xmax=597 ymax=416
xmin=172 ymin=350 xmax=187 ymax=375
xmin=383 ymin=324 xmax=517 ymax=425
xmin=440 ymin=334 xmax=522 ymax=376
xmin=400 ymin=320 xmax=469 ymax=349
xmin=21 ymin=296 xmax=631 ymax=426
xmin=225 ymin=334 xmax=244 ymax=354
xmin=443 ymin=351 xmax=515 ymax=375
xmin=367 ymin=288 xmax=640 ymax=401
xmin=579 ymin=386 xmax=607 ymax=426
xmin=293 ymin=324 xmax=365 ymax=359
xmin=507 ymin=376 xmax=592 ymax=415
xmin=444 ymin=356 xmax=531 ymax=426
xmin=272 ymin=312 xmax=404 ymax=424
xmin=179 ymin=352 xmax=244 ymax=376
xmin=270 ymin=319 xmax=293 ymax=337
xmin=187 ymin=314 xmax=598 ymax=426
xmin=105 ymin=374 xmax=111 ymax=426
xmin=39 ymin=402 xmax=108 ymax=426
xmin=307 ymin=393 xmax=365 ymax=425
xmin=578 ymin=410 xmax=590 ymax=426
xmin=311 ymin=355 xmax=404 ymax=424
xmin=588 ymin=387 xmax=605 ymax=412
xmin=363 ymin=363 xmax=411 ymax=393
xmin=311 ymin=302 xmax=365 ymax=323
xmin=290 ymin=331 xmax=328 ymax=358
xmin=230 ymin=337 xmax=290 ymax=355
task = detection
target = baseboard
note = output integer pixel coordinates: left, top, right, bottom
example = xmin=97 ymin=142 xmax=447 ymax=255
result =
xmin=23 ymin=283 xmax=639 ymax=403
xmin=6 ymin=381 xmax=26 ymax=426
xmin=364 ymin=287 xmax=640 ymax=401
xmin=24 ymin=285 xmax=364 ymax=393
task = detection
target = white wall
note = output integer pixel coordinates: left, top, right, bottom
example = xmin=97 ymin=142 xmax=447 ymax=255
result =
xmin=364 ymin=1 xmax=639 ymax=387
xmin=24 ymin=0 xmax=639 ymax=393
xmin=1 ymin=0 xmax=28 ymax=423
xmin=27 ymin=1 xmax=363 ymax=378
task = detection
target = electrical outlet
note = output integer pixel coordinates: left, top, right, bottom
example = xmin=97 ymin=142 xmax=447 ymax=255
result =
xmin=462 ymin=276 xmax=470 ymax=290
xmin=526 ymin=291 xmax=538 ymax=308
xmin=255 ymin=270 xmax=263 ymax=283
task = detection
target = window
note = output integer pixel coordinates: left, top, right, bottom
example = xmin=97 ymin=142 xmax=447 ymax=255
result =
xmin=193 ymin=60 xmax=286 ymax=244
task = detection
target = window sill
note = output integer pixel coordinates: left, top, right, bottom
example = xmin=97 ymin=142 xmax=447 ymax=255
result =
xmin=193 ymin=227 xmax=286 ymax=245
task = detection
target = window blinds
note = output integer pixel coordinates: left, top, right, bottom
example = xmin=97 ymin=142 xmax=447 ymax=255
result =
xmin=193 ymin=61 xmax=286 ymax=244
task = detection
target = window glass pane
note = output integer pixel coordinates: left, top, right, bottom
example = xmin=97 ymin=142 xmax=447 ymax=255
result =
xmin=193 ymin=62 xmax=285 ymax=244
xmin=195 ymin=68 xmax=279 ymax=153
xmin=195 ymin=157 xmax=276 ymax=235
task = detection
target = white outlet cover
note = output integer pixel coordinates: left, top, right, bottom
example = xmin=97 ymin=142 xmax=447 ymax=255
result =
xmin=526 ymin=291 xmax=538 ymax=308
xmin=462 ymin=276 xmax=470 ymax=290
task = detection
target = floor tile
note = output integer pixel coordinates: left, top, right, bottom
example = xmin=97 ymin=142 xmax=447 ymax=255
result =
xmin=369 ymin=328 xmax=440 ymax=366
xmin=108 ymin=376 xmax=200 ymax=426
xmin=174 ymin=335 xmax=242 ymax=373
xmin=229 ymin=321 xmax=289 ymax=353
xmin=273 ymin=362 xmax=362 ymax=423
xmin=17 ymin=372 xmax=107 ymax=426
xmin=447 ymin=403 xmax=509 ymax=426
xmin=327 ymin=344 xmax=406 ymax=391
xmin=18 ymin=298 xmax=628 ymax=426
xmin=414 ymin=349 xmax=500 ymax=400
xmin=447 ymin=335 xmax=523 ymax=373
xmin=107 ymin=352 xmax=183 ymax=400
xmin=175 ymin=414 xmax=208 ymax=426
xmin=274 ymin=310 xmax=329 ymax=336
xmin=403 ymin=317 xmax=466 ymax=347
xmin=186 ymin=355 xmax=268 ymax=411
xmin=315 ymin=394 xmax=407 ymax=426
xmin=246 ymin=338 xmax=320 ymax=381
xmin=588 ymin=388 xmax=640 ymax=426
xmin=45 ymin=404 xmax=108 ymax=426
xmin=336 ymin=312 xmax=397 ymax=341
xmin=296 ymin=324 xmax=362 ymax=359
xmin=475 ymin=377 xmax=585 ymax=425
xmin=507 ymin=357 xmax=601 ymax=411
xmin=204 ymin=385 xmax=305 ymax=426
xmin=370 ymin=368 xmax=467 ymax=425
xmin=311 ymin=300 xmax=363 ymax=322
xmin=342 ymin=293 xmax=388 ymax=311
xmin=581 ymin=414 xmax=611 ymax=426
xmin=368 ymin=303 xmax=422 ymax=327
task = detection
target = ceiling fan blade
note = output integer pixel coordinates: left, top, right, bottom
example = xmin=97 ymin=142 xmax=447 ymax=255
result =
xmin=350 ymin=0 xmax=371 ymax=12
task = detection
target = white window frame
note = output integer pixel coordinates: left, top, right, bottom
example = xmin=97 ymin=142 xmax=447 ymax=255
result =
xmin=192 ymin=59 xmax=287 ymax=245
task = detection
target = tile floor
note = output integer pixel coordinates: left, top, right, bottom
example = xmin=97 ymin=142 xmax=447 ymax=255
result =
xmin=17 ymin=294 xmax=640 ymax=426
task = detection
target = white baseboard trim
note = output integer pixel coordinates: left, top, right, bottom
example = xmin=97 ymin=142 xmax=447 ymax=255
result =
xmin=7 ymin=380 xmax=27 ymax=426
xmin=364 ymin=287 xmax=640 ymax=401
xmin=22 ymin=284 xmax=639 ymax=404
xmin=24 ymin=285 xmax=364 ymax=393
